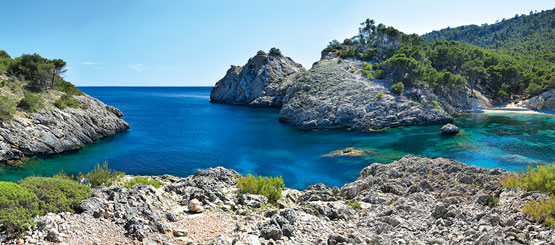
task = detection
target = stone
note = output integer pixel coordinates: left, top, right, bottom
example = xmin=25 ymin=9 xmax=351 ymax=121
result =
xmin=188 ymin=199 xmax=204 ymax=213
xmin=441 ymin=123 xmax=459 ymax=134
xmin=172 ymin=229 xmax=188 ymax=237
xmin=210 ymin=52 xmax=305 ymax=107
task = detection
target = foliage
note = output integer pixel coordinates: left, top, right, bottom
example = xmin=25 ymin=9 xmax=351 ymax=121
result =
xmin=236 ymin=174 xmax=285 ymax=204
xmin=6 ymin=53 xmax=66 ymax=92
xmin=18 ymin=177 xmax=91 ymax=214
xmin=376 ymin=91 xmax=384 ymax=99
xmin=374 ymin=69 xmax=386 ymax=79
xmin=347 ymin=200 xmax=361 ymax=209
xmin=522 ymin=195 xmax=555 ymax=229
xmin=124 ymin=176 xmax=163 ymax=188
xmin=269 ymin=47 xmax=282 ymax=56
xmin=337 ymin=58 xmax=343 ymax=63
xmin=0 ymin=181 xmax=40 ymax=235
xmin=256 ymin=50 xmax=267 ymax=56
xmin=54 ymin=94 xmax=80 ymax=109
xmin=78 ymin=161 xmax=124 ymax=188
xmin=391 ymin=82 xmax=404 ymax=95
xmin=485 ymin=195 xmax=499 ymax=207
xmin=500 ymin=164 xmax=555 ymax=194
xmin=362 ymin=62 xmax=373 ymax=78
xmin=17 ymin=93 xmax=43 ymax=112
xmin=0 ymin=95 xmax=16 ymax=120
xmin=53 ymin=77 xmax=84 ymax=96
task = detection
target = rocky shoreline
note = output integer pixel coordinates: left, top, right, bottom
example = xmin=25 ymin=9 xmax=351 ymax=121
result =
xmin=0 ymin=93 xmax=129 ymax=163
xmin=4 ymin=155 xmax=553 ymax=244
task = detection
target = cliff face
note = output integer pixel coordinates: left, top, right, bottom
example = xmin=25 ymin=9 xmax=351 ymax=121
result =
xmin=0 ymin=94 xmax=129 ymax=163
xmin=279 ymin=58 xmax=453 ymax=130
xmin=521 ymin=89 xmax=555 ymax=111
xmin=210 ymin=54 xmax=305 ymax=107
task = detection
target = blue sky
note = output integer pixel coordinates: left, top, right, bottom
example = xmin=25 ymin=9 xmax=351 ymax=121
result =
xmin=1 ymin=1 xmax=553 ymax=86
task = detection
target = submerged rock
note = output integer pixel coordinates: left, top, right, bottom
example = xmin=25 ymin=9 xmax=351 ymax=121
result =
xmin=210 ymin=52 xmax=305 ymax=107
xmin=441 ymin=123 xmax=459 ymax=134
xmin=321 ymin=147 xmax=375 ymax=157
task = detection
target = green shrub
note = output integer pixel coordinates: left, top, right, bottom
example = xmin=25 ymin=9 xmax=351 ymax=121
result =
xmin=256 ymin=50 xmax=267 ymax=56
xmin=337 ymin=58 xmax=343 ymax=63
xmin=522 ymin=195 xmax=555 ymax=228
xmin=485 ymin=195 xmax=499 ymax=207
xmin=53 ymin=78 xmax=84 ymax=96
xmin=347 ymin=200 xmax=361 ymax=210
xmin=391 ymin=82 xmax=405 ymax=95
xmin=0 ymin=95 xmax=16 ymax=120
xmin=124 ymin=176 xmax=163 ymax=188
xmin=376 ymin=91 xmax=384 ymax=99
xmin=78 ymin=161 xmax=124 ymax=188
xmin=362 ymin=62 xmax=374 ymax=78
xmin=374 ymin=69 xmax=386 ymax=79
xmin=501 ymin=164 xmax=555 ymax=194
xmin=269 ymin=47 xmax=282 ymax=56
xmin=431 ymin=100 xmax=442 ymax=109
xmin=0 ymin=181 xmax=40 ymax=235
xmin=349 ymin=67 xmax=356 ymax=73
xmin=54 ymin=94 xmax=80 ymax=109
xmin=236 ymin=174 xmax=284 ymax=204
xmin=18 ymin=177 xmax=91 ymax=214
xmin=17 ymin=93 xmax=43 ymax=112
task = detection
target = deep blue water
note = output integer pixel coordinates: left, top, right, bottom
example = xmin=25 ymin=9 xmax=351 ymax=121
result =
xmin=0 ymin=87 xmax=553 ymax=189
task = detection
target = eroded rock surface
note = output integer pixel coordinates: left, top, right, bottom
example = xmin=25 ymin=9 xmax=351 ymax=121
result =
xmin=7 ymin=156 xmax=554 ymax=244
xmin=522 ymin=89 xmax=555 ymax=111
xmin=210 ymin=53 xmax=305 ymax=107
xmin=279 ymin=58 xmax=453 ymax=130
xmin=0 ymin=94 xmax=129 ymax=162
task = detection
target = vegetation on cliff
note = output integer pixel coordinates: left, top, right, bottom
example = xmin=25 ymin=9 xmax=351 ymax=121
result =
xmin=324 ymin=13 xmax=554 ymax=100
xmin=0 ymin=51 xmax=84 ymax=120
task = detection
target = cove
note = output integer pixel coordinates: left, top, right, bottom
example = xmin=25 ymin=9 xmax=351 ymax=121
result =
xmin=0 ymin=87 xmax=553 ymax=189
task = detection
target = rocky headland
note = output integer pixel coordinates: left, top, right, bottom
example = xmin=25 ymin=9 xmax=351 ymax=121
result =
xmin=4 ymin=155 xmax=553 ymax=244
xmin=0 ymin=93 xmax=129 ymax=163
xmin=520 ymin=89 xmax=555 ymax=112
xmin=210 ymin=52 xmax=305 ymax=107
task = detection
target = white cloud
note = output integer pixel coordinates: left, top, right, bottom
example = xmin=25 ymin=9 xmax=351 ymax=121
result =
xmin=127 ymin=64 xmax=165 ymax=72
xmin=79 ymin=61 xmax=99 ymax=65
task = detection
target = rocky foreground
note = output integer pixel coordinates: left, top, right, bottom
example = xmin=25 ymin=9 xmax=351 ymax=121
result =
xmin=5 ymin=156 xmax=554 ymax=244
xmin=0 ymin=94 xmax=129 ymax=163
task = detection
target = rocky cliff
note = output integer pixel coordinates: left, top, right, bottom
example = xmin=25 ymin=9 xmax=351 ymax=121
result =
xmin=0 ymin=94 xmax=129 ymax=163
xmin=521 ymin=89 xmax=555 ymax=111
xmin=279 ymin=58 xmax=453 ymax=130
xmin=5 ymin=156 xmax=553 ymax=244
xmin=210 ymin=53 xmax=305 ymax=107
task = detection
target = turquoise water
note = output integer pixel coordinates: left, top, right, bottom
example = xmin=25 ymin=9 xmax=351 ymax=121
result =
xmin=0 ymin=87 xmax=553 ymax=189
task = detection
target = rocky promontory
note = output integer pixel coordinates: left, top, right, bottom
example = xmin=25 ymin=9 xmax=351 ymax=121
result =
xmin=279 ymin=58 xmax=453 ymax=130
xmin=0 ymin=93 xmax=130 ymax=163
xmin=210 ymin=51 xmax=305 ymax=107
xmin=521 ymin=89 xmax=555 ymax=112
xmin=5 ymin=156 xmax=554 ymax=244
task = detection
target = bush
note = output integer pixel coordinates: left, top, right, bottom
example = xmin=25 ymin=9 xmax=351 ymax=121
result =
xmin=0 ymin=182 xmax=40 ymax=234
xmin=269 ymin=47 xmax=282 ymax=56
xmin=18 ymin=177 xmax=91 ymax=214
xmin=362 ymin=62 xmax=373 ymax=78
xmin=522 ymin=195 xmax=555 ymax=228
xmin=485 ymin=195 xmax=499 ymax=207
xmin=53 ymin=78 xmax=84 ymax=96
xmin=0 ymin=96 xmax=16 ymax=120
xmin=501 ymin=164 xmax=555 ymax=194
xmin=54 ymin=94 xmax=80 ymax=109
xmin=256 ymin=50 xmax=267 ymax=56
xmin=124 ymin=176 xmax=163 ymax=188
xmin=236 ymin=174 xmax=284 ymax=204
xmin=337 ymin=58 xmax=343 ymax=63
xmin=392 ymin=82 xmax=405 ymax=95
xmin=376 ymin=91 xmax=384 ymax=99
xmin=78 ymin=161 xmax=124 ymax=188
xmin=374 ymin=69 xmax=386 ymax=79
xmin=17 ymin=93 xmax=43 ymax=112
xmin=347 ymin=200 xmax=361 ymax=209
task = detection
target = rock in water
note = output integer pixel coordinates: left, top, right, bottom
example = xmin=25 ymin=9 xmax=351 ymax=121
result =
xmin=441 ymin=123 xmax=459 ymax=134
xmin=210 ymin=52 xmax=305 ymax=107
xmin=279 ymin=58 xmax=453 ymax=130
xmin=188 ymin=199 xmax=204 ymax=213
xmin=0 ymin=94 xmax=129 ymax=163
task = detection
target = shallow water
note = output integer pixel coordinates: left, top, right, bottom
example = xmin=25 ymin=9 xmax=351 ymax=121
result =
xmin=0 ymin=87 xmax=553 ymax=189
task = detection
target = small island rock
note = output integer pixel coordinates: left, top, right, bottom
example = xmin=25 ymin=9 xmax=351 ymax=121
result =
xmin=441 ymin=123 xmax=459 ymax=134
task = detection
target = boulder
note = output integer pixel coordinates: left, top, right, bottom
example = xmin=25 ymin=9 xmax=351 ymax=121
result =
xmin=441 ymin=123 xmax=459 ymax=134
xmin=188 ymin=198 xmax=204 ymax=213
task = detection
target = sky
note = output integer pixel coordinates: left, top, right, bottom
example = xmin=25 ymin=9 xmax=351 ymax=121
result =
xmin=1 ymin=1 xmax=553 ymax=86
